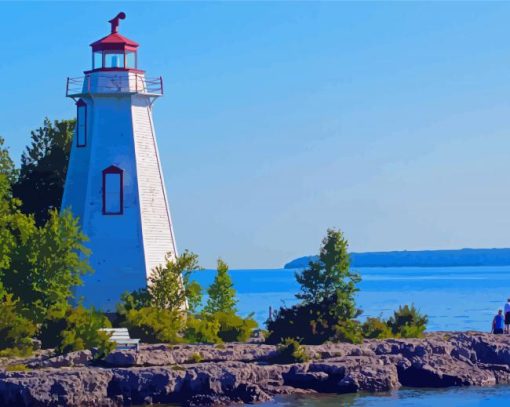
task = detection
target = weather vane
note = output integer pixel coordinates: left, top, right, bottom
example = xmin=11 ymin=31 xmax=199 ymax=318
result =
xmin=109 ymin=12 xmax=126 ymax=34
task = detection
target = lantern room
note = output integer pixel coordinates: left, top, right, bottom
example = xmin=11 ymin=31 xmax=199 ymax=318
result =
xmin=89 ymin=12 xmax=140 ymax=71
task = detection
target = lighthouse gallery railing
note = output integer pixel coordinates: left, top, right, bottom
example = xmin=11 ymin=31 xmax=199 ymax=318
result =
xmin=66 ymin=74 xmax=163 ymax=97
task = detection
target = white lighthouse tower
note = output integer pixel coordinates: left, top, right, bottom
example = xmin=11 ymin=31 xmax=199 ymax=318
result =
xmin=62 ymin=13 xmax=177 ymax=310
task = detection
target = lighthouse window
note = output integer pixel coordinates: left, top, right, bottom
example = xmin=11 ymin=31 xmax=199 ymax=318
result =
xmin=105 ymin=53 xmax=124 ymax=68
xmin=102 ymin=166 xmax=124 ymax=215
xmin=93 ymin=52 xmax=103 ymax=69
xmin=76 ymin=99 xmax=87 ymax=147
xmin=126 ymin=51 xmax=136 ymax=68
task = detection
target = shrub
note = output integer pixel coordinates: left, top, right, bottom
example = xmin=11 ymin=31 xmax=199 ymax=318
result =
xmin=117 ymin=289 xmax=151 ymax=315
xmin=123 ymin=307 xmax=184 ymax=344
xmin=0 ymin=294 xmax=37 ymax=357
xmin=4 ymin=364 xmax=29 ymax=372
xmin=362 ymin=317 xmax=393 ymax=339
xmin=387 ymin=304 xmax=428 ymax=338
xmin=267 ymin=293 xmax=347 ymax=345
xmin=184 ymin=315 xmax=221 ymax=344
xmin=189 ymin=352 xmax=203 ymax=363
xmin=214 ymin=312 xmax=257 ymax=343
xmin=269 ymin=338 xmax=308 ymax=364
xmin=334 ymin=319 xmax=363 ymax=344
xmin=55 ymin=306 xmax=115 ymax=358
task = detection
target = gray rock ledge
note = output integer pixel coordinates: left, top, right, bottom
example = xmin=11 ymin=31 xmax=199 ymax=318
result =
xmin=1 ymin=331 xmax=510 ymax=406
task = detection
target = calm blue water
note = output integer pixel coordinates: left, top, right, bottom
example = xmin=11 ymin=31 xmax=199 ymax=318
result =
xmin=193 ymin=266 xmax=510 ymax=405
xmin=194 ymin=265 xmax=510 ymax=331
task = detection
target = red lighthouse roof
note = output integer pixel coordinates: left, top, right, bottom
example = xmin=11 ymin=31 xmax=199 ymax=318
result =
xmin=90 ymin=12 xmax=139 ymax=52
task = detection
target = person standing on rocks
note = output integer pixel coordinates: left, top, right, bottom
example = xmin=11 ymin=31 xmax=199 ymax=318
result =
xmin=492 ymin=309 xmax=505 ymax=334
xmin=504 ymin=299 xmax=510 ymax=333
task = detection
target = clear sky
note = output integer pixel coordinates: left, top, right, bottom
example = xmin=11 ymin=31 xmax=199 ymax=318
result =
xmin=1 ymin=2 xmax=510 ymax=268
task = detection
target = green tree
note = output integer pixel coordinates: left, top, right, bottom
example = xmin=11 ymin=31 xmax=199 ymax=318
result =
xmin=3 ymin=209 xmax=91 ymax=322
xmin=267 ymin=229 xmax=362 ymax=344
xmin=148 ymin=250 xmax=202 ymax=312
xmin=296 ymin=228 xmax=361 ymax=315
xmin=13 ymin=118 xmax=75 ymax=225
xmin=0 ymin=136 xmax=17 ymax=185
xmin=203 ymin=258 xmax=237 ymax=314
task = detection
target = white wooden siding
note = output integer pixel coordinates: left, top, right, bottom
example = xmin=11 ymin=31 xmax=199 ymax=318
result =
xmin=132 ymin=99 xmax=177 ymax=279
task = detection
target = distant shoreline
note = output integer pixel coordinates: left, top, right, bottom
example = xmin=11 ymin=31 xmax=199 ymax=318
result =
xmin=284 ymin=248 xmax=510 ymax=269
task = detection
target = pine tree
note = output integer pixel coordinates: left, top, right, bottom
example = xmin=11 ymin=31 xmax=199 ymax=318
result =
xmin=204 ymin=258 xmax=237 ymax=314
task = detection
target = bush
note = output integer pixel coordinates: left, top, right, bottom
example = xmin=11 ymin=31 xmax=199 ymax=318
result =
xmin=123 ymin=307 xmax=184 ymax=344
xmin=0 ymin=294 xmax=37 ymax=357
xmin=267 ymin=293 xmax=349 ymax=345
xmin=387 ymin=304 xmax=428 ymax=338
xmin=334 ymin=319 xmax=363 ymax=344
xmin=184 ymin=315 xmax=221 ymax=344
xmin=4 ymin=364 xmax=29 ymax=372
xmin=55 ymin=306 xmax=115 ymax=358
xmin=214 ymin=312 xmax=257 ymax=343
xmin=189 ymin=352 xmax=203 ymax=363
xmin=362 ymin=317 xmax=393 ymax=339
xmin=269 ymin=338 xmax=309 ymax=364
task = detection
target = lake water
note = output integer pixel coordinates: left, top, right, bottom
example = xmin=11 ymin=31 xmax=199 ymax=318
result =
xmin=192 ymin=266 xmax=510 ymax=406
xmin=194 ymin=265 xmax=510 ymax=331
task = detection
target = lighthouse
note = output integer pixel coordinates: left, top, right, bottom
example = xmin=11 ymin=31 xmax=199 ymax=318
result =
xmin=62 ymin=13 xmax=177 ymax=310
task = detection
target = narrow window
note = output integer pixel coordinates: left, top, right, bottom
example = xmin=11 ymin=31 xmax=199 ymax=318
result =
xmin=76 ymin=99 xmax=87 ymax=147
xmin=102 ymin=166 xmax=123 ymax=215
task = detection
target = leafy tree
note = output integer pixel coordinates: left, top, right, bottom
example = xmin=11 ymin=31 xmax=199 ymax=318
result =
xmin=148 ymin=250 xmax=202 ymax=312
xmin=13 ymin=118 xmax=75 ymax=225
xmin=0 ymin=139 xmax=21 ymax=293
xmin=203 ymin=258 xmax=237 ymax=314
xmin=3 ymin=209 xmax=91 ymax=323
xmin=0 ymin=136 xmax=17 ymax=185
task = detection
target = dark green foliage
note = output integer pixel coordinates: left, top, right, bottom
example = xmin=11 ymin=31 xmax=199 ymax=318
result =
xmin=296 ymin=228 xmax=361 ymax=309
xmin=4 ymin=209 xmax=91 ymax=323
xmin=334 ymin=319 xmax=363 ymax=344
xmin=387 ymin=304 xmax=428 ymax=338
xmin=0 ymin=294 xmax=37 ymax=357
xmin=184 ymin=314 xmax=221 ymax=344
xmin=148 ymin=250 xmax=202 ymax=312
xmin=122 ymin=307 xmax=184 ymax=344
xmin=268 ymin=229 xmax=362 ymax=345
xmin=13 ymin=118 xmax=75 ymax=225
xmin=117 ymin=289 xmax=151 ymax=315
xmin=45 ymin=306 xmax=115 ymax=358
xmin=214 ymin=311 xmax=257 ymax=343
xmin=362 ymin=317 xmax=393 ymax=339
xmin=266 ymin=293 xmax=358 ymax=344
xmin=203 ymin=258 xmax=237 ymax=314
xmin=269 ymin=338 xmax=308 ymax=364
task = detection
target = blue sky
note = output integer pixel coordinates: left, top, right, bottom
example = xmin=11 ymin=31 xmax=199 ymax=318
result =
xmin=1 ymin=2 xmax=510 ymax=268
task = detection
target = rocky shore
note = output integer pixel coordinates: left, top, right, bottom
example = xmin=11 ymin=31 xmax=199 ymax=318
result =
xmin=2 ymin=331 xmax=510 ymax=406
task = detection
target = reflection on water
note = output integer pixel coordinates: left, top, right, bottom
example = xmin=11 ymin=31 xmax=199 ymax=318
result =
xmin=192 ymin=265 xmax=510 ymax=331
